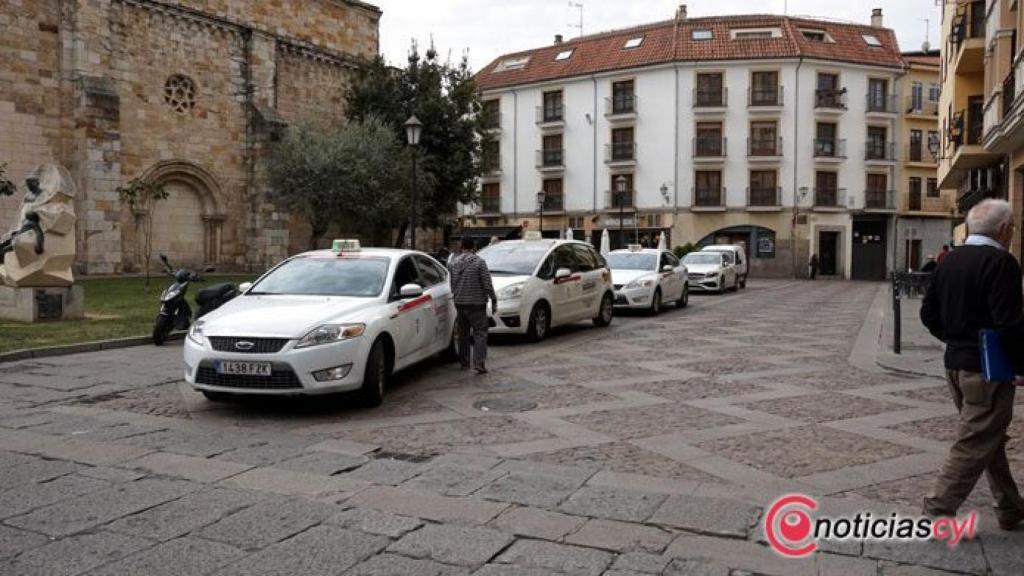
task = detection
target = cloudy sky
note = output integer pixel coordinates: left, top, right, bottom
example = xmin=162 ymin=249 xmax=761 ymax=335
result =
xmin=371 ymin=0 xmax=943 ymax=70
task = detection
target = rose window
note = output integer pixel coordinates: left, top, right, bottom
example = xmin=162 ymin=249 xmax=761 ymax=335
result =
xmin=163 ymin=74 xmax=197 ymax=114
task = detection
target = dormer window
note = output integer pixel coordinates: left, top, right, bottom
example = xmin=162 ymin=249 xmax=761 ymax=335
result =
xmin=496 ymin=56 xmax=530 ymax=72
xmin=862 ymin=34 xmax=881 ymax=47
xmin=692 ymin=29 xmax=713 ymax=41
xmin=623 ymin=36 xmax=644 ymax=49
xmin=731 ymin=27 xmax=781 ymax=40
xmin=554 ymin=49 xmax=574 ymax=61
xmin=800 ymin=29 xmax=831 ymax=42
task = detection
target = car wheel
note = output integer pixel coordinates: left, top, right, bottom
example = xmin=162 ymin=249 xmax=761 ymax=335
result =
xmin=677 ymin=285 xmax=689 ymax=308
xmin=358 ymin=338 xmax=388 ymax=407
xmin=526 ymin=302 xmax=550 ymax=343
xmin=201 ymin=390 xmax=231 ymax=402
xmin=649 ymin=289 xmax=662 ymax=315
xmin=593 ymin=292 xmax=614 ymax=327
xmin=732 ymin=276 xmax=739 ymax=292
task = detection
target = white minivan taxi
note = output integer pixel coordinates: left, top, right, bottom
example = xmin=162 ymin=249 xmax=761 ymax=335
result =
xmin=607 ymin=246 xmax=688 ymax=314
xmin=183 ymin=241 xmax=455 ymax=406
xmin=477 ymin=235 xmax=614 ymax=342
xmin=701 ymin=244 xmax=748 ymax=288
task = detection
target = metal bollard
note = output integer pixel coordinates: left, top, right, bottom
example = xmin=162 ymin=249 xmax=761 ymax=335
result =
xmin=892 ymin=275 xmax=901 ymax=355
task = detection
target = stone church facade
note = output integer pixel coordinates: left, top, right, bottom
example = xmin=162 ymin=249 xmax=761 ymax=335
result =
xmin=0 ymin=0 xmax=380 ymax=274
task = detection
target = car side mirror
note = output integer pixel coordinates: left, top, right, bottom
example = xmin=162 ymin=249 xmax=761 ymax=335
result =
xmin=400 ymin=283 xmax=424 ymax=299
xmin=238 ymin=282 xmax=253 ymax=293
xmin=554 ymin=267 xmax=572 ymax=280
xmin=662 ymin=265 xmax=674 ymax=272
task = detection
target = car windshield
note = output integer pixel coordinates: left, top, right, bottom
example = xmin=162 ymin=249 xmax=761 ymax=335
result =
xmin=683 ymin=253 xmax=723 ymax=265
xmin=606 ymin=253 xmax=657 ymax=271
xmin=478 ymin=242 xmax=553 ymax=275
xmin=706 ymin=250 xmax=735 ymax=264
xmin=248 ymin=256 xmax=389 ymax=297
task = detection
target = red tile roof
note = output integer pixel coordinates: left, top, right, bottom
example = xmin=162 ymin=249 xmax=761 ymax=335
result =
xmin=476 ymin=15 xmax=904 ymax=91
xmin=902 ymin=50 xmax=940 ymax=68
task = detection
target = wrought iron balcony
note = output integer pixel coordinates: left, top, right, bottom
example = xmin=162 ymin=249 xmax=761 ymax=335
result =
xmin=747 ymin=186 xmax=781 ymax=208
xmin=694 ymin=87 xmax=728 ymax=108
xmin=605 ymin=94 xmax=638 ymax=118
xmin=605 ymin=189 xmax=636 ymax=210
xmin=864 ymin=189 xmax=896 ymax=210
xmin=479 ymin=195 xmax=501 ymax=214
xmin=535 ymin=104 xmax=564 ymax=125
xmin=605 ymin=142 xmax=637 ymax=164
xmin=865 ymin=141 xmax=896 ymax=162
xmin=693 ymin=187 xmax=726 ymax=209
xmin=813 ymin=138 xmax=846 ymax=159
xmin=747 ymin=137 xmax=783 ymax=158
xmin=866 ymin=94 xmax=899 ymax=114
xmin=813 ymin=187 xmax=846 ymax=209
xmin=748 ymin=86 xmax=784 ymax=107
xmin=814 ymin=89 xmax=847 ymax=110
xmin=693 ymin=136 xmax=727 ymax=158
xmin=535 ymin=148 xmax=564 ymax=170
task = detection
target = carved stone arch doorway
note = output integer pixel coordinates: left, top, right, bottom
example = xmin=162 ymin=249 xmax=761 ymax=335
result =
xmin=136 ymin=160 xmax=226 ymax=268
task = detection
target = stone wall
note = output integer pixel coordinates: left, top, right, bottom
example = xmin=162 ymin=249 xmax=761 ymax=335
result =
xmin=0 ymin=0 xmax=380 ymax=273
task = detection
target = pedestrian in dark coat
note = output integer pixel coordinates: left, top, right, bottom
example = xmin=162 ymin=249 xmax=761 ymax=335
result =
xmin=808 ymin=254 xmax=819 ymax=280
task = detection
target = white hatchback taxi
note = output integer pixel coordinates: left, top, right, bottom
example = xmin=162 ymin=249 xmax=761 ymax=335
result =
xmin=183 ymin=241 xmax=454 ymax=406
xmin=477 ymin=234 xmax=614 ymax=342
xmin=607 ymin=246 xmax=688 ymax=314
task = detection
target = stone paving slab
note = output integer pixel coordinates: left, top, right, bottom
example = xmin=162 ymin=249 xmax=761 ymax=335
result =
xmin=647 ymin=494 xmax=761 ymax=538
xmin=346 ymin=553 xmax=471 ymax=576
xmin=0 ymin=531 xmax=154 ymax=576
xmin=488 ymin=506 xmax=586 ymax=541
xmin=86 ymin=536 xmax=245 ymax=576
xmin=196 ymin=498 xmax=334 ymax=551
xmin=0 ymin=525 xmax=48 ymax=561
xmin=127 ymin=451 xmax=253 ymax=483
xmin=0 ymin=472 xmax=110 ymax=519
xmin=326 ymin=507 xmax=424 ymax=538
xmin=494 ymin=539 xmax=614 ymax=576
xmin=346 ymin=486 xmax=510 ymax=525
xmin=105 ymin=486 xmax=259 ymax=541
xmin=564 ymin=518 xmax=672 ymax=553
xmin=213 ymin=525 xmax=388 ymax=576
xmin=221 ymin=465 xmax=367 ymax=499
xmin=387 ymin=524 xmax=514 ymax=567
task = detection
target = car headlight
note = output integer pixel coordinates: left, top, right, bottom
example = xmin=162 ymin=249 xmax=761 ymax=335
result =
xmin=705 ymin=271 xmax=719 ymax=278
xmin=497 ymin=282 xmax=525 ymax=300
xmin=625 ymin=276 xmax=656 ymax=289
xmin=295 ymin=323 xmax=366 ymax=349
xmin=187 ymin=321 xmax=206 ymax=345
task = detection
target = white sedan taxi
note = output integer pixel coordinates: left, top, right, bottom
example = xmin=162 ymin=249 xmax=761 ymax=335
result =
xmin=477 ymin=233 xmax=614 ymax=342
xmin=183 ymin=241 xmax=454 ymax=406
xmin=607 ymin=246 xmax=688 ymax=313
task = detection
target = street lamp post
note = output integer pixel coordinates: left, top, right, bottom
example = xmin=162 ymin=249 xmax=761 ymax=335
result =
xmin=616 ymin=175 xmax=627 ymax=249
xmin=536 ymin=190 xmax=546 ymax=238
xmin=404 ymin=115 xmax=423 ymax=248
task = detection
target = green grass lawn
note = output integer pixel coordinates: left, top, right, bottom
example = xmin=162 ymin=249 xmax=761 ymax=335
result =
xmin=1 ymin=275 xmax=254 ymax=354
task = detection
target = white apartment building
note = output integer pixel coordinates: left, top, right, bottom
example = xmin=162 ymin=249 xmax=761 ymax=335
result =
xmin=468 ymin=6 xmax=906 ymax=279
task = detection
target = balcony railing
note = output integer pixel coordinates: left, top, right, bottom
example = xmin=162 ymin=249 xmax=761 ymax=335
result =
xmin=605 ymin=142 xmax=636 ymax=163
xmin=605 ymin=94 xmax=638 ymax=116
xmin=481 ymin=110 xmax=501 ymax=130
xmin=694 ymin=87 xmax=727 ymax=108
xmin=865 ymin=141 xmax=896 ymax=162
xmin=1004 ymin=70 xmax=1017 ymax=120
xmin=535 ymin=148 xmax=564 ymax=169
xmin=747 ymin=137 xmax=783 ymax=157
xmin=905 ymin=97 xmax=938 ymax=116
xmin=952 ymin=5 xmax=985 ymax=47
xmin=540 ymin=193 xmax=564 ymax=212
xmin=747 ymin=186 xmax=781 ymax=207
xmin=906 ymin=143 xmax=935 ymax=164
xmin=866 ymin=94 xmax=898 ymax=114
xmin=813 ymin=138 xmax=846 ymax=159
xmin=605 ymin=189 xmax=636 ymax=210
xmin=481 ymin=152 xmax=501 ymax=174
xmin=748 ymin=86 xmax=784 ymax=107
xmin=693 ymin=136 xmax=727 ymax=157
xmin=535 ymin=104 xmax=564 ymax=124
xmin=813 ymin=187 xmax=846 ymax=208
xmin=480 ymin=195 xmax=500 ymax=213
xmin=864 ymin=189 xmax=896 ymax=210
xmin=814 ymin=89 xmax=847 ymax=110
xmin=693 ymin=187 xmax=726 ymax=208
xmin=909 ymin=188 xmax=922 ymax=211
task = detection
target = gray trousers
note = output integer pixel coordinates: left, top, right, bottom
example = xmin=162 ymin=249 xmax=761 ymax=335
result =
xmin=924 ymin=370 xmax=1024 ymax=521
xmin=456 ymin=304 xmax=488 ymax=369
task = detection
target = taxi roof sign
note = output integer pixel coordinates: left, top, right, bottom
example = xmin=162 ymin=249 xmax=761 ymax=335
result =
xmin=331 ymin=239 xmax=361 ymax=253
xmin=627 ymin=244 xmax=643 ymax=252
xmin=523 ymin=231 xmax=543 ymax=241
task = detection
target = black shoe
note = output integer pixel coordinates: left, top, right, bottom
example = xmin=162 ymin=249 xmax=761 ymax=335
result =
xmin=459 ymin=363 xmax=470 ymax=371
xmin=475 ymin=365 xmax=488 ymax=374
xmin=997 ymin=508 xmax=1024 ymax=531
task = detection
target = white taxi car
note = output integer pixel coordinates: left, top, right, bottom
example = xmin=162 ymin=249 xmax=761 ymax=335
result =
xmin=607 ymin=246 xmax=688 ymax=314
xmin=682 ymin=250 xmax=737 ymax=293
xmin=477 ymin=234 xmax=614 ymax=342
xmin=183 ymin=241 xmax=454 ymax=406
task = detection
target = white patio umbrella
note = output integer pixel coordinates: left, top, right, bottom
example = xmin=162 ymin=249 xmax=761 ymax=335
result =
xmin=600 ymin=229 xmax=611 ymax=257
xmin=656 ymin=231 xmax=667 ymax=251
xmin=566 ymin=228 xmax=574 ymax=240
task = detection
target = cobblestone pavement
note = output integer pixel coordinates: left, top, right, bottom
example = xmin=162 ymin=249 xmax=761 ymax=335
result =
xmin=1 ymin=280 xmax=1023 ymax=575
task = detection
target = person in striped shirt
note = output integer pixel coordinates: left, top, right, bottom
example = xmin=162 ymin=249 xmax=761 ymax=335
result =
xmin=449 ymin=238 xmax=498 ymax=374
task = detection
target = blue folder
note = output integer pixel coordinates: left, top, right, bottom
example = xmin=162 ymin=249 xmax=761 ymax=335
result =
xmin=980 ymin=329 xmax=1015 ymax=383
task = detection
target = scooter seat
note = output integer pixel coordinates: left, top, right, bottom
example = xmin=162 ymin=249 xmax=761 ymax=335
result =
xmin=196 ymin=283 xmax=235 ymax=304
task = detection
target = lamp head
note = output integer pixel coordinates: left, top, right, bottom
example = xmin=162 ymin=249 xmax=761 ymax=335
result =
xmin=404 ymin=115 xmax=423 ymax=146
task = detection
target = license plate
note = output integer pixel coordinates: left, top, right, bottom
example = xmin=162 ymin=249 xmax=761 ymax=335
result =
xmin=217 ymin=361 xmax=272 ymax=376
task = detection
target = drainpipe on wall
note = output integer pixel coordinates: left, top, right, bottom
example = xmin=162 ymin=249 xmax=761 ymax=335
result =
xmin=673 ymin=65 xmax=680 ymax=214
xmin=592 ymin=76 xmax=598 ymax=219
xmin=792 ymin=57 xmax=804 ymax=279
xmin=512 ymin=89 xmax=518 ymax=219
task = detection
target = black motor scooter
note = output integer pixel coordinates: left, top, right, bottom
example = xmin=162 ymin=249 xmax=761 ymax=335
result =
xmin=152 ymin=253 xmax=239 ymax=345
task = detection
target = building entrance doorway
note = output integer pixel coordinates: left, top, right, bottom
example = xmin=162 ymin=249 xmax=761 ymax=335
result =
xmin=852 ymin=218 xmax=889 ymax=280
xmin=818 ymin=231 xmax=839 ymax=276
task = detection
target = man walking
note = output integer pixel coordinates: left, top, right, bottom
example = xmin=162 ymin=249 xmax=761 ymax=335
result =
xmin=450 ymin=238 xmax=497 ymax=374
xmin=921 ymin=199 xmax=1024 ymax=529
